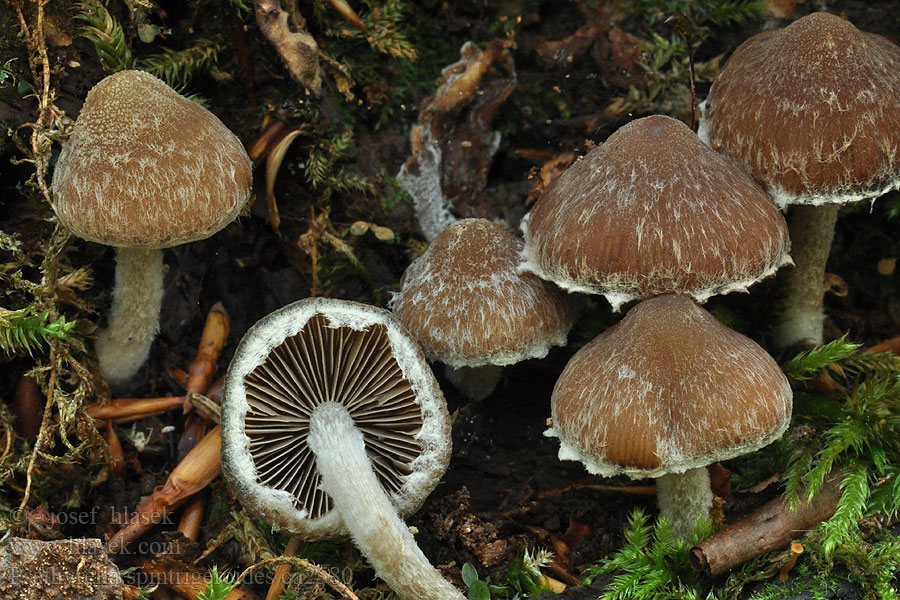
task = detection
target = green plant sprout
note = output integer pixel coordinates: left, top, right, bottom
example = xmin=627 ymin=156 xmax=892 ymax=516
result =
xmin=609 ymin=0 xmax=763 ymax=120
xmin=717 ymin=337 xmax=900 ymax=598
xmin=75 ymin=0 xmax=222 ymax=87
xmin=459 ymin=545 xmax=557 ymax=600
xmin=0 ymin=58 xmax=17 ymax=87
xmin=582 ymin=509 xmax=712 ymax=600
xmin=198 ymin=566 xmax=237 ymax=600
xmin=0 ymin=307 xmax=76 ymax=357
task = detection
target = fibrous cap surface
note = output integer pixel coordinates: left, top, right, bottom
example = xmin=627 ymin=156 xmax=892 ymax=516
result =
xmin=221 ymin=297 xmax=451 ymax=540
xmin=52 ymin=70 xmax=252 ymax=248
xmin=698 ymin=12 xmax=900 ymax=207
xmin=521 ymin=115 xmax=791 ymax=310
xmin=547 ymin=294 xmax=792 ymax=479
xmin=392 ymin=218 xmax=574 ymax=368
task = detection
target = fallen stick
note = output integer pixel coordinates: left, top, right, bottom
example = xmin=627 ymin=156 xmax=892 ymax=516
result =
xmin=536 ymin=482 xmax=657 ymax=499
xmin=690 ymin=471 xmax=843 ymax=575
xmin=85 ymin=396 xmax=186 ymax=421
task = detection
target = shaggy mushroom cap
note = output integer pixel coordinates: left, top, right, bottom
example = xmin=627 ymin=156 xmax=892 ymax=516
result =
xmin=221 ymin=297 xmax=451 ymax=540
xmin=521 ymin=116 xmax=791 ymax=310
xmin=547 ymin=294 xmax=792 ymax=479
xmin=698 ymin=12 xmax=900 ymax=207
xmin=52 ymin=70 xmax=253 ymax=248
xmin=392 ymin=218 xmax=574 ymax=368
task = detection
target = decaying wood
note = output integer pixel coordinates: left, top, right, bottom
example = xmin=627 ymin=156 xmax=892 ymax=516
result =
xmin=0 ymin=537 xmax=123 ymax=600
xmin=397 ymin=39 xmax=517 ymax=239
xmin=690 ymin=472 xmax=843 ymax=575
xmin=254 ymin=0 xmax=322 ymax=94
xmin=105 ymin=420 xmax=126 ymax=477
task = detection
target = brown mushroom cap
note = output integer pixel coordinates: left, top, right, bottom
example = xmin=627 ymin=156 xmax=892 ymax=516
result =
xmin=548 ymin=294 xmax=792 ymax=479
xmin=391 ymin=218 xmax=575 ymax=368
xmin=698 ymin=12 xmax=900 ymax=207
xmin=521 ymin=116 xmax=791 ymax=310
xmin=52 ymin=70 xmax=252 ymax=248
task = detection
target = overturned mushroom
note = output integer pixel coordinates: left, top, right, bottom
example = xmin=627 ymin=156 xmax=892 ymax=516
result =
xmin=391 ymin=219 xmax=574 ymax=400
xmin=221 ymin=298 xmax=464 ymax=600
xmin=52 ymin=70 xmax=252 ymax=386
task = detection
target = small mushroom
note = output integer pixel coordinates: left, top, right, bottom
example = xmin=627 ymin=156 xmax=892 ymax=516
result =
xmin=547 ymin=294 xmax=792 ymax=538
xmin=391 ymin=218 xmax=574 ymax=400
xmin=698 ymin=12 xmax=900 ymax=347
xmin=51 ymin=70 xmax=252 ymax=385
xmin=221 ymin=298 xmax=464 ymax=600
xmin=521 ymin=115 xmax=791 ymax=311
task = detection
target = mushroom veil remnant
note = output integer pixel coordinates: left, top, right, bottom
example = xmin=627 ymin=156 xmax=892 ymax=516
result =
xmin=547 ymin=294 xmax=792 ymax=537
xmin=51 ymin=70 xmax=252 ymax=386
xmin=391 ymin=218 xmax=574 ymax=400
xmin=221 ymin=298 xmax=464 ymax=600
xmin=520 ymin=115 xmax=791 ymax=311
xmin=698 ymin=12 xmax=900 ymax=347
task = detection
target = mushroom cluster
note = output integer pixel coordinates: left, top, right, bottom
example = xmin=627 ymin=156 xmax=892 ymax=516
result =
xmin=52 ymin=70 xmax=253 ymax=386
xmin=698 ymin=12 xmax=900 ymax=348
xmin=521 ymin=114 xmax=793 ymax=536
xmin=221 ymin=298 xmax=464 ymax=600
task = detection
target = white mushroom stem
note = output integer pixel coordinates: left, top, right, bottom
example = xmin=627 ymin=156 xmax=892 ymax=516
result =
xmin=655 ymin=467 xmax=713 ymax=540
xmin=94 ymin=247 xmax=165 ymax=387
xmin=443 ymin=364 xmax=503 ymax=401
xmin=773 ymin=204 xmax=839 ymax=349
xmin=307 ymin=402 xmax=465 ymax=600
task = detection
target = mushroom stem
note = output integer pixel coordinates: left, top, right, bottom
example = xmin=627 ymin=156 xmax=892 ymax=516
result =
xmin=773 ymin=204 xmax=839 ymax=349
xmin=307 ymin=402 xmax=465 ymax=600
xmin=655 ymin=467 xmax=713 ymax=540
xmin=443 ymin=364 xmax=503 ymax=401
xmin=95 ymin=247 xmax=165 ymax=386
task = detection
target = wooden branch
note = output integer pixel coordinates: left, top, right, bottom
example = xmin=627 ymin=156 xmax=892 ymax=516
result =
xmin=690 ymin=471 xmax=843 ymax=575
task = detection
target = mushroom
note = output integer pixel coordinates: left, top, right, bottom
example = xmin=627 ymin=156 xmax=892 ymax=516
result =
xmin=51 ymin=70 xmax=252 ymax=385
xmin=546 ymin=294 xmax=792 ymax=538
xmin=520 ymin=115 xmax=791 ymax=311
xmin=391 ymin=218 xmax=575 ymax=400
xmin=221 ymin=298 xmax=464 ymax=600
xmin=697 ymin=12 xmax=900 ymax=348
